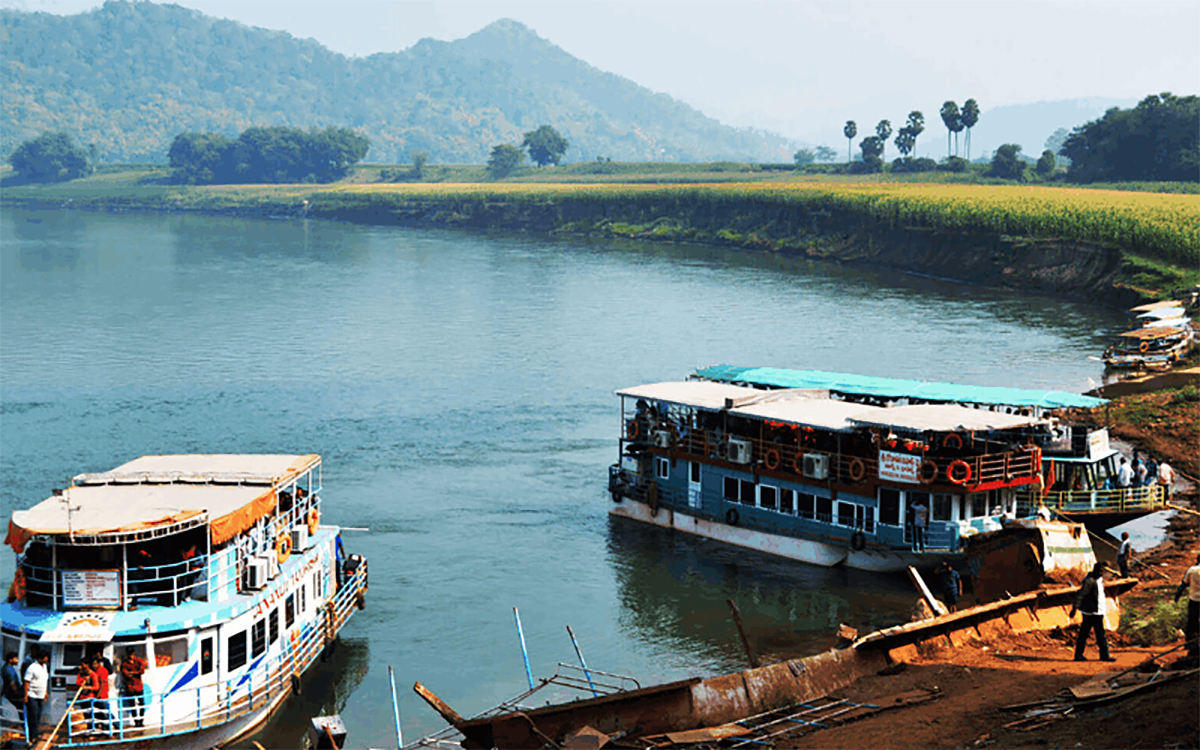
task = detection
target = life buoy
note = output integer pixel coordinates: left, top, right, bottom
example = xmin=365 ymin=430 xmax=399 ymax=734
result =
xmin=716 ymin=441 xmax=729 ymax=460
xmin=764 ymin=449 xmax=780 ymax=471
xmin=848 ymin=457 xmax=866 ymax=483
xmin=627 ymin=421 xmax=639 ymax=440
xmin=9 ymin=568 xmax=26 ymax=602
xmin=850 ymin=531 xmax=866 ymax=551
xmin=611 ymin=491 xmax=623 ymax=503
xmin=947 ymin=459 xmax=972 ymax=485
xmin=725 ymin=508 xmax=740 ymax=526
xmin=1139 ymin=340 xmax=1150 ymax=353
xmin=307 ymin=508 xmax=320 ymax=536
xmin=919 ymin=460 xmax=939 ymax=485
xmin=793 ymin=454 xmax=805 ymax=474
xmin=943 ymin=433 xmax=964 ymax=450
xmin=276 ymin=533 xmax=293 ymax=564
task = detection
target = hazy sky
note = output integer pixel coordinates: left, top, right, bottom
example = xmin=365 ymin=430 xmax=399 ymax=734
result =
xmin=5 ymin=0 xmax=1199 ymax=144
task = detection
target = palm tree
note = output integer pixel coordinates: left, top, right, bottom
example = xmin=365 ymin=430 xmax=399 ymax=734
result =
xmin=961 ymin=99 xmax=980 ymax=162
xmin=875 ymin=120 xmax=892 ymax=161
xmin=905 ymin=111 xmax=925 ymax=158
xmin=843 ymin=121 xmax=857 ymax=164
xmin=939 ymin=101 xmax=961 ymax=157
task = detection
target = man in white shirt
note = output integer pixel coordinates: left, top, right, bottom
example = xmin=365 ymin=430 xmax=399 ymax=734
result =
xmin=1175 ymin=553 xmax=1200 ymax=659
xmin=23 ymin=651 xmax=49 ymax=744
xmin=1116 ymin=457 xmax=1132 ymax=488
xmin=1070 ymin=563 xmax=1115 ymax=662
xmin=1157 ymin=461 xmax=1175 ymax=501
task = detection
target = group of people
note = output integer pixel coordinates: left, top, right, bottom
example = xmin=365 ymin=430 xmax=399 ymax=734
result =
xmin=2 ymin=645 xmax=147 ymax=744
xmin=1113 ymin=452 xmax=1175 ymax=497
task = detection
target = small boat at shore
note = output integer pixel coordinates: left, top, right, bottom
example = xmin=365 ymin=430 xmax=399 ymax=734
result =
xmin=1102 ymin=301 xmax=1194 ymax=371
xmin=1 ymin=454 xmax=368 ymax=748
xmin=606 ymin=367 xmax=1109 ymax=573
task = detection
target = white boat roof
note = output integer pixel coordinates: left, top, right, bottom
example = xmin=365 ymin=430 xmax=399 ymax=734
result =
xmin=1143 ymin=317 xmax=1191 ymax=329
xmin=8 ymin=454 xmax=318 ymax=547
xmin=1130 ymin=300 xmax=1187 ymax=313
xmin=1136 ymin=306 xmax=1186 ymax=320
xmin=617 ymin=383 xmax=1045 ymax=433
xmin=849 ymin=404 xmax=1047 ymax=433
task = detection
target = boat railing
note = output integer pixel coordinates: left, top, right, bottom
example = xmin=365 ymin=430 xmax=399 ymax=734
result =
xmin=1014 ymin=484 xmax=1167 ymax=516
xmin=653 ymin=431 xmax=1038 ymax=489
xmin=19 ymin=555 xmax=210 ymax=610
xmin=32 ymin=564 xmax=367 ymax=747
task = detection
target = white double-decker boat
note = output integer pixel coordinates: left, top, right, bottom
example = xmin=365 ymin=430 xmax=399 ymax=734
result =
xmin=2 ymin=454 xmax=367 ymax=748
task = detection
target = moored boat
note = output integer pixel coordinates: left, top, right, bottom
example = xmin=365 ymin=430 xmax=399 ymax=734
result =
xmin=605 ymin=370 xmax=1098 ymax=573
xmin=1 ymin=454 xmax=368 ymax=748
xmin=1102 ymin=301 xmax=1194 ymax=370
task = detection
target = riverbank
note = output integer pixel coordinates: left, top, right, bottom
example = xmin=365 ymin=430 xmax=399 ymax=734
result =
xmin=3 ymin=170 xmax=1197 ymax=310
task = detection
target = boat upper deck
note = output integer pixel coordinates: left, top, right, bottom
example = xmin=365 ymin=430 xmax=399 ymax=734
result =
xmin=693 ymin=365 xmax=1106 ymax=410
xmin=5 ymin=454 xmax=320 ymax=551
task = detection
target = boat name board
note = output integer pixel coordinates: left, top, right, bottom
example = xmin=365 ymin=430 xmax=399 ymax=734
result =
xmin=878 ymin=451 xmax=922 ymax=484
xmin=40 ymin=612 xmax=116 ymax=642
xmin=61 ymin=569 xmax=121 ymax=608
xmin=1088 ymin=429 xmax=1109 ymax=461
xmin=253 ymin=547 xmax=323 ymax=618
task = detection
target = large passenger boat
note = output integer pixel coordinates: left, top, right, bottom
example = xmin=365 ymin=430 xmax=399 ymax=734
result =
xmin=607 ymin=367 xmax=1109 ymax=572
xmin=2 ymin=454 xmax=368 ymax=748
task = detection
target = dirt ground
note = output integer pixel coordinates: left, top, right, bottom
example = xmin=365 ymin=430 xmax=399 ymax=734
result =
xmin=776 ymin=498 xmax=1200 ymax=750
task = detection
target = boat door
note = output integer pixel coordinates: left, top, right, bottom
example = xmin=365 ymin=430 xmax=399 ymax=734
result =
xmin=688 ymin=461 xmax=702 ymax=509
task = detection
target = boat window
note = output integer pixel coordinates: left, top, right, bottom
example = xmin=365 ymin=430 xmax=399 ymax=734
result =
xmin=965 ymin=493 xmax=987 ymax=518
xmin=285 ymin=594 xmax=296 ymax=628
xmin=300 ymin=585 xmax=307 ymax=615
xmin=60 ymin=644 xmax=86 ymax=672
xmin=251 ymin=619 xmax=267 ymax=658
xmin=690 ymin=462 xmax=700 ymax=483
xmin=932 ymin=494 xmax=954 ymax=521
xmin=878 ymin=489 xmax=901 ymax=526
xmin=740 ymin=480 xmax=755 ymax=506
xmin=2 ymin=632 xmax=20 ymax=663
xmin=779 ymin=489 xmax=795 ymax=515
xmin=153 ymin=635 xmax=188 ymax=667
xmin=837 ymin=502 xmax=856 ymax=527
xmin=759 ymin=485 xmax=778 ymax=511
xmin=200 ymin=637 xmax=213 ymax=676
xmin=655 ymin=457 xmax=669 ymax=480
xmin=862 ymin=506 xmax=876 ymax=533
xmin=227 ymin=631 xmax=247 ymax=671
xmin=797 ymin=493 xmax=815 ymax=519
xmin=816 ymin=496 xmax=833 ymax=524
xmin=269 ymin=609 xmax=280 ymax=645
xmin=313 ymin=572 xmax=322 ymax=601
xmin=723 ymin=477 xmax=738 ymax=501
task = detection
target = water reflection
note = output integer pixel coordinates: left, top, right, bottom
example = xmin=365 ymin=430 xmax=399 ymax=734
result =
xmin=606 ymin=517 xmax=917 ymax=670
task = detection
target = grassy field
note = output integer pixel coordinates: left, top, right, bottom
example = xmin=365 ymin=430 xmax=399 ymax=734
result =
xmin=4 ymin=164 xmax=1198 ymax=295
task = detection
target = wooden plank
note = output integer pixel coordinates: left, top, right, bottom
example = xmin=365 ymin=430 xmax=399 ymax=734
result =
xmin=662 ymin=724 xmax=751 ymax=743
xmin=1070 ymin=677 xmax=1115 ymax=700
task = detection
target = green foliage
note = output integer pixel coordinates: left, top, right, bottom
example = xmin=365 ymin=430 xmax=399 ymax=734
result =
xmin=487 ymin=143 xmax=525 ymax=178
xmin=989 ymin=144 xmax=1027 ymax=181
xmin=894 ymin=129 xmax=916 ymax=158
xmin=815 ymin=145 xmax=838 ymax=163
xmin=412 ymin=152 xmax=429 ymax=179
xmin=960 ymin=98 xmax=980 ymax=161
xmin=844 ymin=121 xmax=857 ymax=163
xmin=1174 ymin=384 xmax=1200 ymax=404
xmin=168 ymin=126 xmax=368 ymax=184
xmin=1119 ymin=596 xmax=1187 ymax=646
xmin=939 ymin=156 xmax=967 ymax=173
xmin=892 ymin=157 xmax=938 ymax=173
xmin=522 ymin=125 xmax=568 ymax=166
xmin=793 ymin=149 xmax=816 ymax=166
xmin=8 ymin=131 xmax=92 ymax=181
xmin=1061 ymin=93 xmax=1200 ymax=183
xmin=1036 ymin=150 xmax=1056 ymax=176
xmin=905 ymin=111 xmax=925 ymax=154
xmin=939 ymin=101 xmax=962 ymax=157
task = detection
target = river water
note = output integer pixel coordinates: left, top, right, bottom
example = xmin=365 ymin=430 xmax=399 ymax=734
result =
xmin=0 ymin=207 xmax=1125 ymax=747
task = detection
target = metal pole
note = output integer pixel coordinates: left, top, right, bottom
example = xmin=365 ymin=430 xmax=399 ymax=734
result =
xmin=565 ymin=625 xmax=598 ymax=698
xmin=726 ymin=598 xmax=760 ymax=668
xmin=513 ymin=607 xmax=534 ymax=691
xmin=388 ymin=665 xmax=403 ymax=749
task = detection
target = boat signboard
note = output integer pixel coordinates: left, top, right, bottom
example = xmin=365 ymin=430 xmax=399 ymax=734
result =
xmin=40 ymin=612 xmax=116 ymax=642
xmin=1088 ymin=429 xmax=1110 ymax=461
xmin=61 ymin=569 xmax=121 ymax=608
xmin=878 ymin=451 xmax=922 ymax=484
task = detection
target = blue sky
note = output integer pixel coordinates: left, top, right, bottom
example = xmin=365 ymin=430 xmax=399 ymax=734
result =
xmin=5 ymin=0 xmax=1198 ymax=148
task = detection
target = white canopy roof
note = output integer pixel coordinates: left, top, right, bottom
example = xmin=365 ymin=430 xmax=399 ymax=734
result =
xmin=849 ymin=404 xmax=1047 ymax=433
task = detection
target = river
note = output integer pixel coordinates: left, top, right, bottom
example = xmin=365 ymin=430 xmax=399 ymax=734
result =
xmin=0 ymin=207 xmax=1125 ymax=746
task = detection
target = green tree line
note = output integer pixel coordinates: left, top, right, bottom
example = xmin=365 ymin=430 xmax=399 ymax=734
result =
xmin=168 ymin=126 xmax=369 ymax=184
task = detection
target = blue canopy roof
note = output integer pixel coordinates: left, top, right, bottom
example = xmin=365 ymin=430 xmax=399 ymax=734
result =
xmin=693 ymin=365 xmax=1106 ymax=410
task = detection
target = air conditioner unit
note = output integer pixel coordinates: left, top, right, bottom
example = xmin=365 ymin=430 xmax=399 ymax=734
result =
xmin=727 ymin=438 xmax=753 ymax=465
xmin=653 ymin=431 xmax=672 ymax=448
xmin=291 ymin=524 xmax=310 ymax=552
xmin=802 ymin=453 xmax=829 ymax=480
xmin=244 ymin=558 xmax=268 ymax=591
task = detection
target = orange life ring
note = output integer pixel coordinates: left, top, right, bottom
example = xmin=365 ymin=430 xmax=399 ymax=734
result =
xmin=764 ymin=449 xmax=780 ymax=471
xmin=943 ymin=433 xmax=964 ymax=450
xmin=627 ymin=421 xmax=639 ymax=440
xmin=276 ymin=534 xmax=293 ymax=564
xmin=947 ymin=459 xmax=972 ymax=485
xmin=1139 ymin=340 xmax=1150 ymax=353
xmin=848 ymin=457 xmax=866 ymax=483
xmin=307 ymin=508 xmax=320 ymax=536
xmin=919 ymin=460 xmax=939 ymax=485
xmin=793 ymin=453 xmax=804 ymax=474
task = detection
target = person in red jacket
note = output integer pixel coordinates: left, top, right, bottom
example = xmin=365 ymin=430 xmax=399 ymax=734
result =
xmin=90 ymin=655 xmax=111 ymax=736
xmin=119 ymin=648 xmax=147 ymax=728
xmin=75 ymin=661 xmax=99 ymax=735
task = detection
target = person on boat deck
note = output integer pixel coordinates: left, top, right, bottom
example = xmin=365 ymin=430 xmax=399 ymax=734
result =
xmin=1117 ymin=457 xmax=1133 ymax=488
xmin=1070 ymin=563 xmax=1115 ymax=662
xmin=23 ymin=651 xmax=50 ymax=744
xmin=90 ymin=655 xmax=111 ymax=736
xmin=1037 ymin=503 xmax=1053 ymax=522
xmin=76 ymin=660 xmax=99 ymax=734
xmin=119 ymin=647 xmax=147 ymax=728
xmin=2 ymin=652 xmax=23 ymax=726
xmin=1143 ymin=456 xmax=1158 ymax=487
xmin=1174 ymin=553 xmax=1200 ymax=659
xmin=1133 ymin=452 xmax=1147 ymax=486
xmin=1157 ymin=461 xmax=1175 ymax=501
xmin=1117 ymin=532 xmax=1133 ymax=577
xmin=911 ymin=500 xmax=929 ymax=552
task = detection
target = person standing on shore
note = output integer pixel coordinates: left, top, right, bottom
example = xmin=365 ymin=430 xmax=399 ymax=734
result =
xmin=1157 ymin=461 xmax=1175 ymax=502
xmin=1117 ymin=532 xmax=1133 ymax=577
xmin=938 ymin=561 xmax=962 ymax=612
xmin=23 ymin=651 xmax=50 ymax=744
xmin=1070 ymin=563 xmax=1115 ymax=662
xmin=1174 ymin=553 xmax=1200 ymax=659
xmin=1117 ymin=457 xmax=1132 ymax=488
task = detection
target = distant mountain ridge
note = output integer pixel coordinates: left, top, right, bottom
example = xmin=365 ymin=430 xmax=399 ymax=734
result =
xmin=0 ymin=2 xmax=797 ymax=164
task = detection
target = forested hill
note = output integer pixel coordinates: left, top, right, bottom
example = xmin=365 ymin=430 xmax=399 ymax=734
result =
xmin=1 ymin=1 xmax=795 ymax=164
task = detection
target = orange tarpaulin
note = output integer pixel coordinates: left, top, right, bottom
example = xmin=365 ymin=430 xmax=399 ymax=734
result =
xmin=5 ymin=519 xmax=34 ymax=555
xmin=209 ymin=489 xmax=277 ymax=546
